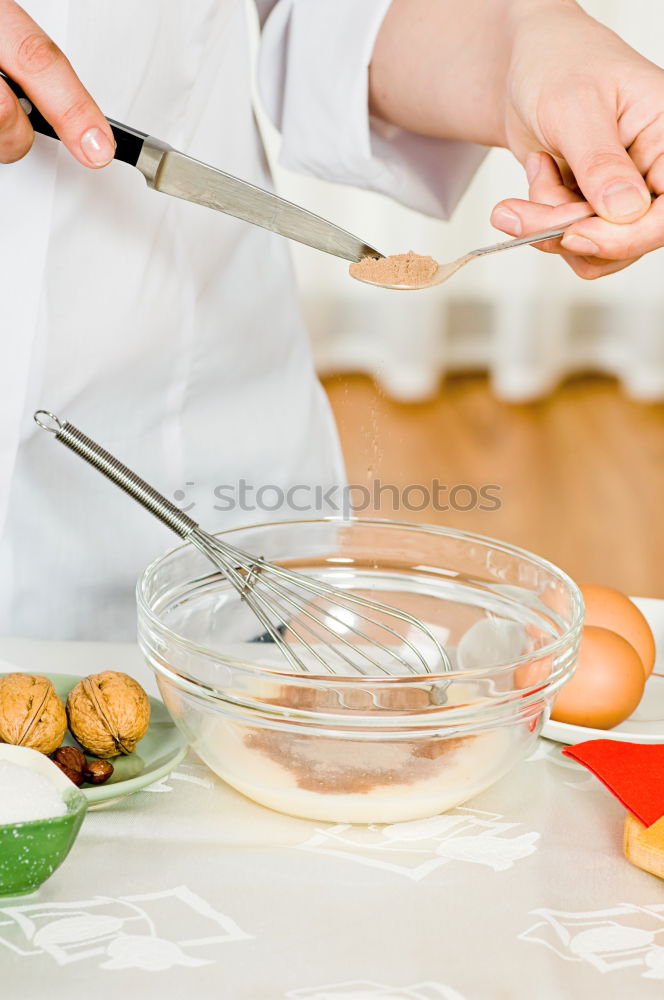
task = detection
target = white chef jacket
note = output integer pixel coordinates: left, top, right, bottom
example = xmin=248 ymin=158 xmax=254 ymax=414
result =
xmin=0 ymin=0 xmax=484 ymax=640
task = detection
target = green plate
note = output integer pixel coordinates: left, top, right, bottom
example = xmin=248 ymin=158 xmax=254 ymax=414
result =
xmin=3 ymin=672 xmax=188 ymax=809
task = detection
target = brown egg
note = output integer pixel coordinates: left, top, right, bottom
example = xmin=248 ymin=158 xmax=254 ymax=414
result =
xmin=515 ymin=654 xmax=553 ymax=691
xmin=551 ymin=625 xmax=646 ymax=729
xmin=580 ymin=584 xmax=656 ymax=678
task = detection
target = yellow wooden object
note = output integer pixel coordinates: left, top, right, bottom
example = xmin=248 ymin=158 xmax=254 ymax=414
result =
xmin=624 ymin=813 xmax=664 ymax=880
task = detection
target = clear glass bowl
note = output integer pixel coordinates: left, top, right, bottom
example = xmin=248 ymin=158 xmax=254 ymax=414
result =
xmin=137 ymin=519 xmax=583 ymax=823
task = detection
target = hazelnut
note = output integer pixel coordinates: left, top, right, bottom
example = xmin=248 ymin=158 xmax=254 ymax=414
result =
xmin=83 ymin=759 xmax=114 ymax=785
xmin=51 ymin=745 xmax=87 ymax=775
xmin=0 ymin=673 xmax=67 ymax=754
xmin=53 ymin=762 xmax=85 ymax=786
xmin=66 ymin=671 xmax=150 ymax=758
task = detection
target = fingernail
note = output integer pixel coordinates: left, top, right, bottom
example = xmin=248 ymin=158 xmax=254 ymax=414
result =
xmin=601 ymin=181 xmax=649 ymax=220
xmin=561 ymin=233 xmax=599 ymax=255
xmin=526 ymin=153 xmax=541 ymax=184
xmin=492 ymin=208 xmax=522 ymax=236
xmin=80 ymin=126 xmax=115 ymax=167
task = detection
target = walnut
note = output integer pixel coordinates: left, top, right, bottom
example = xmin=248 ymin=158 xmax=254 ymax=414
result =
xmin=66 ymin=671 xmax=150 ymax=758
xmin=0 ymin=673 xmax=67 ymax=754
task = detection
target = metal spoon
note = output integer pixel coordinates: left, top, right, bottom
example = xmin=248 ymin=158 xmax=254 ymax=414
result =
xmin=351 ymin=212 xmax=595 ymax=290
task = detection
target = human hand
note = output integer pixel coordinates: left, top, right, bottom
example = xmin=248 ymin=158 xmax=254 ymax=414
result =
xmin=491 ymin=0 xmax=662 ymax=279
xmin=0 ymin=0 xmax=115 ymax=166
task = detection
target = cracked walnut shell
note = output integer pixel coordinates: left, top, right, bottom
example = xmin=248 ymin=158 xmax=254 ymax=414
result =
xmin=0 ymin=673 xmax=67 ymax=754
xmin=66 ymin=671 xmax=150 ymax=758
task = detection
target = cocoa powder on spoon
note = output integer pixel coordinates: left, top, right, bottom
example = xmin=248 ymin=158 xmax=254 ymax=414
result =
xmin=349 ymin=250 xmax=438 ymax=286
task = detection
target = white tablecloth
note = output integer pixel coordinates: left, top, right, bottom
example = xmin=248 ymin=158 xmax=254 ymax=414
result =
xmin=0 ymin=615 xmax=662 ymax=1000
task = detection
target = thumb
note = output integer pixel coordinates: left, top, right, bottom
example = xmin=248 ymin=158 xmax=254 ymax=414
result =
xmin=559 ymin=99 xmax=650 ymax=224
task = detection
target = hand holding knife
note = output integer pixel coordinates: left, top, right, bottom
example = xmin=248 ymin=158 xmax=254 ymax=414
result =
xmin=1 ymin=71 xmax=382 ymax=263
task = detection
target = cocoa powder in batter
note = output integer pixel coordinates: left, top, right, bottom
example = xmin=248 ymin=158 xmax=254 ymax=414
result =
xmin=244 ymin=727 xmax=472 ymax=795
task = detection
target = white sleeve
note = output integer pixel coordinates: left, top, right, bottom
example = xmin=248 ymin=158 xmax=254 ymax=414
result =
xmin=256 ymin=0 xmax=488 ymax=219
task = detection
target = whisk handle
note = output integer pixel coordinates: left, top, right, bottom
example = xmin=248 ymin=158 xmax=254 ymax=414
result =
xmin=33 ymin=410 xmax=198 ymax=539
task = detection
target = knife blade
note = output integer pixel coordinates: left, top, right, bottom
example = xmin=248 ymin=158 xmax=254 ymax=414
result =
xmin=1 ymin=72 xmax=383 ymax=263
xmin=136 ymin=141 xmax=382 ymax=262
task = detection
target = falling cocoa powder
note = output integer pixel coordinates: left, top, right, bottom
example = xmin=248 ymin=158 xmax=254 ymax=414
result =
xmin=349 ymin=250 xmax=438 ymax=286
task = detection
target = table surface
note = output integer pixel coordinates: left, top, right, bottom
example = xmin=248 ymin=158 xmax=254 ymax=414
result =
xmin=0 ymin=603 xmax=663 ymax=1000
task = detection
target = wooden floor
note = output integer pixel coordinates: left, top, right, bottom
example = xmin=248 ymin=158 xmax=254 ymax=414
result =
xmin=324 ymin=373 xmax=664 ymax=598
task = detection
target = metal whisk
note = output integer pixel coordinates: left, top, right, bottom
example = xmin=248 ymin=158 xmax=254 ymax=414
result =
xmin=34 ymin=411 xmax=450 ymax=677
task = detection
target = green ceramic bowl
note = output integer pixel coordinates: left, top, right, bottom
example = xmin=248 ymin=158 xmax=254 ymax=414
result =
xmin=0 ymin=746 xmax=87 ymax=897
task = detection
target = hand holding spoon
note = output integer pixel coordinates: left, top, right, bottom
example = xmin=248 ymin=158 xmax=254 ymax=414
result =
xmin=349 ymin=211 xmax=595 ymax=290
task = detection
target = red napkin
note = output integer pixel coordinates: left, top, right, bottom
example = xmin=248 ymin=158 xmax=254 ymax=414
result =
xmin=562 ymin=740 xmax=664 ymax=827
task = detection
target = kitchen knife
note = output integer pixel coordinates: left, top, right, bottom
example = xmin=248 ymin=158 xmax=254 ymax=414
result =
xmin=1 ymin=72 xmax=383 ymax=263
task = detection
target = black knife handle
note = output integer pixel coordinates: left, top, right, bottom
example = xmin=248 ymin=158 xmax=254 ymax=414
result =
xmin=0 ymin=71 xmax=147 ymax=167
